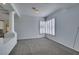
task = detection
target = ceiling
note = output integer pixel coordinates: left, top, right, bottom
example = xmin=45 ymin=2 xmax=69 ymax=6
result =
xmin=13 ymin=3 xmax=79 ymax=17
xmin=0 ymin=3 xmax=19 ymax=20
xmin=0 ymin=3 xmax=11 ymax=20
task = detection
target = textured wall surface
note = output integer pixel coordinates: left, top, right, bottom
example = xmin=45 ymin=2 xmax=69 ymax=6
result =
xmin=14 ymin=15 xmax=45 ymax=40
xmin=46 ymin=6 xmax=79 ymax=51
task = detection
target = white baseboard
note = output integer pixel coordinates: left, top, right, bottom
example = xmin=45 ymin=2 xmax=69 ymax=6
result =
xmin=18 ymin=34 xmax=45 ymax=40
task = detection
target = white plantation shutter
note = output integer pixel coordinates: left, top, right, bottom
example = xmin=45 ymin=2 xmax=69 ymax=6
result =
xmin=40 ymin=21 xmax=45 ymax=34
xmin=40 ymin=18 xmax=55 ymax=36
xmin=51 ymin=18 xmax=55 ymax=36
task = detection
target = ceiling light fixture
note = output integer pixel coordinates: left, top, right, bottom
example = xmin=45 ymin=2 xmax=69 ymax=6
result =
xmin=32 ymin=7 xmax=39 ymax=13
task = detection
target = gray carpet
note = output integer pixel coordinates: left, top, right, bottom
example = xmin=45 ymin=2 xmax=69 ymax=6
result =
xmin=9 ymin=38 xmax=79 ymax=55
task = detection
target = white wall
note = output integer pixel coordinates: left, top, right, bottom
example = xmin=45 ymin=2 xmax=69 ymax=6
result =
xmin=46 ymin=6 xmax=79 ymax=50
xmin=14 ymin=15 xmax=45 ymax=40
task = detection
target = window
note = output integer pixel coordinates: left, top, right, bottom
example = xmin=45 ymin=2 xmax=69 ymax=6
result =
xmin=40 ymin=21 xmax=45 ymax=34
xmin=51 ymin=18 xmax=55 ymax=36
xmin=40 ymin=18 xmax=55 ymax=36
